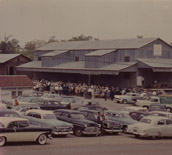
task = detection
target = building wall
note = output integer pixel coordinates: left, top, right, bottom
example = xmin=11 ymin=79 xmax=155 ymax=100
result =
xmin=138 ymin=39 xmax=172 ymax=59
xmin=85 ymin=52 xmax=115 ymax=68
xmin=34 ymin=50 xmax=52 ymax=60
xmin=1 ymin=87 xmax=33 ymax=99
xmin=69 ymin=50 xmax=93 ymax=61
xmin=42 ymin=52 xmax=71 ymax=67
xmin=0 ymin=55 xmax=31 ymax=75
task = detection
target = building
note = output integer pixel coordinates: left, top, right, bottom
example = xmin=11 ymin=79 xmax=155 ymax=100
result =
xmin=0 ymin=54 xmax=31 ymax=75
xmin=0 ymin=75 xmax=34 ymax=99
xmin=16 ymin=38 xmax=172 ymax=88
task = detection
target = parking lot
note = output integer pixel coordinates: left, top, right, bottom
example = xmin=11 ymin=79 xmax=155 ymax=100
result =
xmin=2 ymin=98 xmax=172 ymax=155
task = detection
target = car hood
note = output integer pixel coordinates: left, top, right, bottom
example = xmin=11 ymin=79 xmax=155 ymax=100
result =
xmin=73 ymin=118 xmax=97 ymax=126
xmin=49 ymin=119 xmax=73 ymax=127
xmin=108 ymin=117 xmax=138 ymax=125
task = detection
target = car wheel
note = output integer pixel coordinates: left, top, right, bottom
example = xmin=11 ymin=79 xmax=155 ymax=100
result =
xmin=122 ymin=99 xmax=127 ymax=104
xmin=122 ymin=126 xmax=128 ymax=133
xmin=166 ymin=107 xmax=172 ymax=112
xmin=74 ymin=128 xmax=83 ymax=137
xmin=135 ymin=135 xmax=140 ymax=138
xmin=0 ymin=136 xmax=6 ymax=147
xmin=143 ymin=106 xmax=149 ymax=110
xmin=37 ymin=134 xmax=47 ymax=145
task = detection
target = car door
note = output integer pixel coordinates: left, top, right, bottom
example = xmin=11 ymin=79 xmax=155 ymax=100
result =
xmin=7 ymin=121 xmax=21 ymax=141
xmin=157 ymin=119 xmax=168 ymax=136
xmin=164 ymin=119 xmax=172 ymax=136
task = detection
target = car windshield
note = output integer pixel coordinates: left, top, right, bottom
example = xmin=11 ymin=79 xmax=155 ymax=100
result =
xmin=70 ymin=113 xmax=85 ymax=119
xmin=42 ymin=114 xmax=56 ymax=119
xmin=140 ymin=118 xmax=151 ymax=124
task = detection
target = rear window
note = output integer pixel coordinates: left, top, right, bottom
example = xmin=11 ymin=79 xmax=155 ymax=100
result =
xmin=160 ymin=97 xmax=172 ymax=104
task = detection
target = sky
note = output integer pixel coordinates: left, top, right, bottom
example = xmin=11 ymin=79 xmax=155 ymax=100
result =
xmin=0 ymin=0 xmax=172 ymax=46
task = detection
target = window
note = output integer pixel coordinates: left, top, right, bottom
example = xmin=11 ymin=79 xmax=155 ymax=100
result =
xmin=19 ymin=121 xmax=29 ymax=128
xmin=38 ymin=57 xmax=41 ymax=61
xmin=18 ymin=91 xmax=22 ymax=96
xmin=166 ymin=120 xmax=172 ymax=125
xmin=157 ymin=120 xmax=165 ymax=125
xmin=61 ymin=112 xmax=69 ymax=117
xmin=12 ymin=91 xmax=17 ymax=99
xmin=75 ymin=57 xmax=79 ymax=62
xmin=125 ymin=56 xmax=130 ymax=62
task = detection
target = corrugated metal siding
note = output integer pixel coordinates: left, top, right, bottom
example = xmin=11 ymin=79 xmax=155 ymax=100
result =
xmin=138 ymin=39 xmax=172 ymax=59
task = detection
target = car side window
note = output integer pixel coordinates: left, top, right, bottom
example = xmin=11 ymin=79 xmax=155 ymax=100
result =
xmin=54 ymin=111 xmax=62 ymax=116
xmin=166 ymin=119 xmax=172 ymax=125
xmin=32 ymin=113 xmax=41 ymax=119
xmin=8 ymin=121 xmax=18 ymax=128
xmin=19 ymin=121 xmax=29 ymax=128
xmin=157 ymin=120 xmax=165 ymax=125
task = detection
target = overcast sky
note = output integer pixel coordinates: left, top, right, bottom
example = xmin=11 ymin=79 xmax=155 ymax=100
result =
xmin=0 ymin=0 xmax=172 ymax=46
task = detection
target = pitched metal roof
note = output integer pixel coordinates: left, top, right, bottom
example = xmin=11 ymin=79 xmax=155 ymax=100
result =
xmin=41 ymin=50 xmax=68 ymax=57
xmin=85 ymin=49 xmax=116 ymax=56
xmin=138 ymin=58 xmax=172 ymax=68
xmin=0 ymin=75 xmax=34 ymax=88
xmin=17 ymin=61 xmax=136 ymax=72
xmin=36 ymin=38 xmax=158 ymax=51
xmin=0 ymin=54 xmax=21 ymax=63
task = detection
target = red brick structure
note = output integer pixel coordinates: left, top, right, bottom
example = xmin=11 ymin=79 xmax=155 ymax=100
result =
xmin=0 ymin=54 xmax=31 ymax=75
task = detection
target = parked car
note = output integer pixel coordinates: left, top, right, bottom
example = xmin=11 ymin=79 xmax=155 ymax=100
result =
xmin=80 ymin=109 xmax=122 ymax=135
xmin=11 ymin=104 xmax=40 ymax=115
xmin=129 ymin=111 xmax=150 ymax=121
xmin=127 ymin=116 xmax=172 ymax=139
xmin=0 ymin=117 xmax=52 ymax=146
xmin=135 ymin=96 xmax=160 ymax=108
xmin=23 ymin=109 xmax=73 ymax=136
xmin=39 ymin=99 xmax=67 ymax=110
xmin=0 ymin=109 xmax=20 ymax=117
xmin=77 ymin=104 xmax=108 ymax=112
xmin=148 ymin=103 xmax=167 ymax=112
xmin=114 ymin=93 xmax=142 ymax=104
xmin=105 ymin=110 xmax=138 ymax=132
xmin=53 ymin=109 xmax=101 ymax=137
xmin=150 ymin=111 xmax=172 ymax=119
xmin=123 ymin=106 xmax=148 ymax=113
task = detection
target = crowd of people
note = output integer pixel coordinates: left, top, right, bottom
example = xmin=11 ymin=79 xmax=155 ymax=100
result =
xmin=33 ymin=79 xmax=142 ymax=100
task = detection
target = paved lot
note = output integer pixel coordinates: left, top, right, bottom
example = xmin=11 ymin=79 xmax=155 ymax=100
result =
xmin=2 ymin=98 xmax=172 ymax=155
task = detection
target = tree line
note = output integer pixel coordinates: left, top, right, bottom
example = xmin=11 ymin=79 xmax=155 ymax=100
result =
xmin=0 ymin=34 xmax=99 ymax=59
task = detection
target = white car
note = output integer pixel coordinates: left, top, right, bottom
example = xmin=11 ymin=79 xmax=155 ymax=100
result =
xmin=114 ymin=93 xmax=141 ymax=104
xmin=0 ymin=117 xmax=52 ymax=146
xmin=23 ymin=109 xmax=73 ymax=136
xmin=135 ymin=96 xmax=160 ymax=108
xmin=123 ymin=106 xmax=148 ymax=113
xmin=150 ymin=111 xmax=172 ymax=119
xmin=127 ymin=116 xmax=172 ymax=138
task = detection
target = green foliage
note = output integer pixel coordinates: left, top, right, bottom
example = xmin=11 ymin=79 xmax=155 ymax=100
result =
xmin=68 ymin=34 xmax=98 ymax=41
xmin=0 ymin=35 xmax=20 ymax=53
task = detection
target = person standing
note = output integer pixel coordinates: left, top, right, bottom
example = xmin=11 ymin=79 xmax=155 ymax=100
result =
xmin=15 ymin=99 xmax=19 ymax=106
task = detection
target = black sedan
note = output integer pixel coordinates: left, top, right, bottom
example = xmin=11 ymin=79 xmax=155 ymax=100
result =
xmin=80 ymin=109 xmax=122 ymax=135
xmin=53 ymin=109 xmax=101 ymax=137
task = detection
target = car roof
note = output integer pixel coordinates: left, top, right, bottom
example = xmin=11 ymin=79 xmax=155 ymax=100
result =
xmin=142 ymin=115 xmax=170 ymax=121
xmin=26 ymin=109 xmax=54 ymax=115
xmin=150 ymin=111 xmax=172 ymax=115
xmin=79 ymin=109 xmax=99 ymax=113
xmin=54 ymin=109 xmax=83 ymax=113
xmin=0 ymin=117 xmax=28 ymax=126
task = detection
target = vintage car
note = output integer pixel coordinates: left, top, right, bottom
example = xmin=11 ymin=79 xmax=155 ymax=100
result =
xmin=0 ymin=117 xmax=52 ymax=146
xmin=105 ymin=110 xmax=138 ymax=132
xmin=53 ymin=109 xmax=101 ymax=137
xmin=135 ymin=96 xmax=160 ymax=108
xmin=129 ymin=111 xmax=150 ymax=121
xmin=12 ymin=104 xmax=40 ymax=115
xmin=148 ymin=103 xmax=167 ymax=112
xmin=123 ymin=106 xmax=148 ymax=113
xmin=0 ymin=109 xmax=20 ymax=117
xmin=39 ymin=99 xmax=67 ymax=110
xmin=150 ymin=111 xmax=172 ymax=119
xmin=114 ymin=93 xmax=142 ymax=104
xmin=77 ymin=104 xmax=108 ymax=112
xmin=127 ymin=116 xmax=172 ymax=138
xmin=80 ymin=109 xmax=122 ymax=134
xmin=23 ymin=109 xmax=73 ymax=136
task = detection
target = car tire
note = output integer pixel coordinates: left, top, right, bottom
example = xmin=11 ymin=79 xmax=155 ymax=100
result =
xmin=0 ymin=136 xmax=6 ymax=147
xmin=166 ymin=107 xmax=172 ymax=112
xmin=74 ymin=128 xmax=83 ymax=137
xmin=37 ymin=134 xmax=47 ymax=145
xmin=122 ymin=99 xmax=127 ymax=104
xmin=143 ymin=106 xmax=149 ymax=110
xmin=122 ymin=126 xmax=127 ymax=133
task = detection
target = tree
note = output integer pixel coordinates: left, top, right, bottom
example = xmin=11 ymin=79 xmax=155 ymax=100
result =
xmin=24 ymin=40 xmax=47 ymax=51
xmin=0 ymin=35 xmax=20 ymax=53
xmin=68 ymin=34 xmax=98 ymax=41
xmin=48 ymin=36 xmax=58 ymax=43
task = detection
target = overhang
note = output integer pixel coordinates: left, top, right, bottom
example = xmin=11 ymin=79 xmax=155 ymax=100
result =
xmin=137 ymin=58 xmax=172 ymax=72
xmin=16 ymin=61 xmax=137 ymax=75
